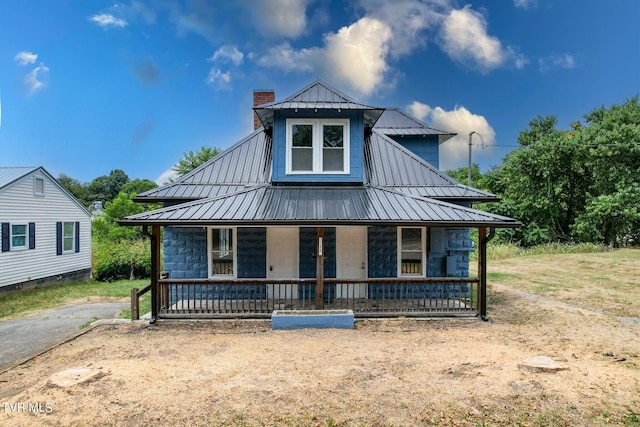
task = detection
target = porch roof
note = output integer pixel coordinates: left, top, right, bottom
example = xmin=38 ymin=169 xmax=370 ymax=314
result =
xmin=122 ymin=185 xmax=519 ymax=228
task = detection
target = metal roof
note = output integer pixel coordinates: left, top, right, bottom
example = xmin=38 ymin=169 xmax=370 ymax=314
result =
xmin=254 ymin=80 xmax=385 ymax=129
xmin=123 ymin=185 xmax=518 ymax=227
xmin=0 ymin=167 xmax=38 ymax=190
xmin=366 ymin=131 xmax=498 ymax=200
xmin=136 ymin=129 xmax=271 ymax=202
xmin=374 ymin=108 xmax=456 ymax=143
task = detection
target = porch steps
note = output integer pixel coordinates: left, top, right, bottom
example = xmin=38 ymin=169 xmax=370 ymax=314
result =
xmin=271 ymin=309 xmax=354 ymax=330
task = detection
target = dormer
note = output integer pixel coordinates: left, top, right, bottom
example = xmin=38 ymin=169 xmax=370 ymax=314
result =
xmin=254 ymin=80 xmax=384 ymax=184
xmin=374 ymin=108 xmax=455 ymax=169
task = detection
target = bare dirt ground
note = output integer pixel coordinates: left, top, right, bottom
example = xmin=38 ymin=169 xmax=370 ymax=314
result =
xmin=1 ymin=281 xmax=639 ymax=426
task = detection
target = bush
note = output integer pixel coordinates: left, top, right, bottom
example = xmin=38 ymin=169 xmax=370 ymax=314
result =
xmin=93 ymin=239 xmax=151 ymax=282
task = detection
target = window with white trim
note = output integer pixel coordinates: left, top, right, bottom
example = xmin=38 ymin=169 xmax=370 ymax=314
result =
xmin=209 ymin=227 xmax=236 ymax=276
xmin=62 ymin=222 xmax=75 ymax=253
xmin=398 ymin=227 xmax=426 ymax=276
xmin=286 ymin=118 xmax=350 ymax=174
xmin=11 ymin=224 xmax=28 ymax=250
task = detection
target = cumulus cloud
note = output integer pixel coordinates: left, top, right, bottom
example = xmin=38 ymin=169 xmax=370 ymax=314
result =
xmin=408 ymin=100 xmax=496 ymax=170
xmin=25 ymin=63 xmax=50 ymax=95
xmin=249 ymin=0 xmax=310 ymax=38
xmin=210 ymin=45 xmax=244 ymax=66
xmin=539 ymin=53 xmax=576 ymax=73
xmin=439 ymin=6 xmax=513 ymax=73
xmin=14 ymin=51 xmax=38 ymax=65
xmin=259 ymin=17 xmax=392 ymax=96
xmin=90 ymin=13 xmax=128 ymax=28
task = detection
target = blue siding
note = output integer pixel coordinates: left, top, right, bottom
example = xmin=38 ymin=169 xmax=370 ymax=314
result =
xmin=163 ymin=226 xmax=208 ymax=279
xmin=237 ymin=227 xmax=266 ymax=278
xmin=367 ymin=226 xmax=397 ymax=278
xmin=390 ymin=135 xmax=440 ymax=168
xmin=271 ymin=110 xmax=364 ymax=183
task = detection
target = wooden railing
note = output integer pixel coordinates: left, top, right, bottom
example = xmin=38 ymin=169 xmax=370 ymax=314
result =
xmin=154 ymin=277 xmax=480 ymax=319
xmin=130 ymin=283 xmax=152 ymax=320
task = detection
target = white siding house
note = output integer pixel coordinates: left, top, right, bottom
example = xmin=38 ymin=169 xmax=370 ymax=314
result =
xmin=0 ymin=167 xmax=91 ymax=292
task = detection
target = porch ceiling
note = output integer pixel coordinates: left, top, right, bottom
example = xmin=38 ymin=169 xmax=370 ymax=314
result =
xmin=121 ymin=185 xmax=520 ymax=228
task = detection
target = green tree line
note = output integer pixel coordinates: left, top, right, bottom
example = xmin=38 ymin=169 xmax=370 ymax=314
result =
xmin=447 ymin=97 xmax=640 ymax=247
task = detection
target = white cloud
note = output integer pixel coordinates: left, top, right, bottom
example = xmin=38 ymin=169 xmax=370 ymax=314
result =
xmin=408 ymin=101 xmax=496 ymax=170
xmin=210 ymin=45 xmax=244 ymax=66
xmin=25 ymin=63 xmax=50 ymax=95
xmin=439 ymin=6 xmax=510 ymax=73
xmin=205 ymin=68 xmax=233 ymax=90
xmin=259 ymin=17 xmax=392 ymax=96
xmin=156 ymin=167 xmax=179 ymax=185
xmin=249 ymin=0 xmax=310 ymax=38
xmin=539 ymin=54 xmax=576 ymax=72
xmin=514 ymin=0 xmax=537 ymax=9
xmin=90 ymin=13 xmax=128 ymax=28
xmin=14 ymin=51 xmax=38 ymax=65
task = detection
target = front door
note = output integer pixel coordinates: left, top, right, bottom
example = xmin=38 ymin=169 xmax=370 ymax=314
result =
xmin=267 ymin=227 xmax=299 ymax=300
xmin=336 ymin=227 xmax=367 ymax=298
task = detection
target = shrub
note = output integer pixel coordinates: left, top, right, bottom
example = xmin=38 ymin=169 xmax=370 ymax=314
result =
xmin=93 ymin=239 xmax=151 ymax=282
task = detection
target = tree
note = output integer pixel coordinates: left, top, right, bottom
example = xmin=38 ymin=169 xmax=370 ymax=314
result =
xmin=92 ymin=192 xmax=144 ymax=242
xmin=173 ymin=146 xmax=222 ymax=177
xmin=88 ymin=169 xmax=130 ymax=203
xmin=58 ymin=174 xmax=91 ymax=206
xmin=121 ymin=178 xmax=157 ymax=196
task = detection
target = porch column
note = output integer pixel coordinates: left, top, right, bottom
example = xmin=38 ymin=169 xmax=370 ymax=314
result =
xmin=315 ymin=227 xmax=324 ymax=310
xmin=150 ymin=225 xmax=161 ymax=323
xmin=477 ymin=227 xmax=487 ymax=320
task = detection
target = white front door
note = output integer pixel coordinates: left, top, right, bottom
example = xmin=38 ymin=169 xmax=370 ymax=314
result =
xmin=336 ymin=227 xmax=367 ymax=298
xmin=267 ymin=227 xmax=299 ymax=299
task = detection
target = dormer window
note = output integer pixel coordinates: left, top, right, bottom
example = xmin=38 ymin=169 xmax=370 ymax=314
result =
xmin=286 ymin=119 xmax=350 ymax=174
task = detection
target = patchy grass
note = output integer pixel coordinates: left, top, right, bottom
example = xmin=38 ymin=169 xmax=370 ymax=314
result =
xmin=484 ymin=249 xmax=640 ymax=318
xmin=471 ymin=242 xmax=609 ymax=261
xmin=0 ymin=279 xmax=149 ymax=321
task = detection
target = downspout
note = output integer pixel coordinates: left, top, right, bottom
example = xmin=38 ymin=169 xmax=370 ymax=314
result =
xmin=478 ymin=227 xmax=496 ymax=321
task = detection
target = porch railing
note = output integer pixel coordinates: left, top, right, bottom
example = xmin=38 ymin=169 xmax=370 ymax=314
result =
xmin=155 ymin=277 xmax=480 ymax=319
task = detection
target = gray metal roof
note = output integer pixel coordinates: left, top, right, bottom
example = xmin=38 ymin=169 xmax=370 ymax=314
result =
xmin=374 ymin=108 xmax=456 ymax=143
xmin=254 ymin=80 xmax=385 ymax=129
xmin=136 ymin=129 xmax=271 ymax=202
xmin=0 ymin=166 xmax=38 ymax=190
xmin=124 ymin=185 xmax=518 ymax=227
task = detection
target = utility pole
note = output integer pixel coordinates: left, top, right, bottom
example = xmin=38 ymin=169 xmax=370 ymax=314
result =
xmin=468 ymin=131 xmax=484 ymax=186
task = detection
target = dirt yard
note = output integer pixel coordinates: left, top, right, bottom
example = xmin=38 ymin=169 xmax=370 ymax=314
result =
xmin=1 ymin=274 xmax=639 ymax=425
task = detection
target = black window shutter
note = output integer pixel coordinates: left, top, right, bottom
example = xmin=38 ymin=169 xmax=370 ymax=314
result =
xmin=29 ymin=222 xmax=36 ymax=249
xmin=56 ymin=222 xmax=62 ymax=255
xmin=75 ymin=222 xmax=80 ymax=253
xmin=1 ymin=223 xmax=9 ymax=252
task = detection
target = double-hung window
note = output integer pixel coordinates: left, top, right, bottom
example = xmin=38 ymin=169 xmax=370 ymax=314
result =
xmin=209 ymin=227 xmax=235 ymax=276
xmin=11 ymin=224 xmax=28 ymax=250
xmin=287 ymin=119 xmax=350 ymax=174
xmin=398 ymin=227 xmax=426 ymax=276
xmin=62 ymin=222 xmax=75 ymax=253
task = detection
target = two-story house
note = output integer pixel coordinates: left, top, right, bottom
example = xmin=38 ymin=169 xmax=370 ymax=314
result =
xmin=123 ymin=80 xmax=518 ymax=321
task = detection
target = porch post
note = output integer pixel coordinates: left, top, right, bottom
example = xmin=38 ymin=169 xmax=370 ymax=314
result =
xmin=150 ymin=225 xmax=161 ymax=323
xmin=478 ymin=227 xmax=487 ymax=321
xmin=315 ymin=227 xmax=324 ymax=310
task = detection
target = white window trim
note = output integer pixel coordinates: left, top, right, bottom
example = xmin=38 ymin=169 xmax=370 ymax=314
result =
xmin=397 ymin=226 xmax=427 ymax=277
xmin=285 ymin=118 xmax=350 ymax=175
xmin=33 ymin=175 xmax=45 ymax=196
xmin=62 ymin=221 xmax=75 ymax=254
xmin=10 ymin=223 xmax=28 ymax=251
xmin=207 ymin=227 xmax=237 ymax=278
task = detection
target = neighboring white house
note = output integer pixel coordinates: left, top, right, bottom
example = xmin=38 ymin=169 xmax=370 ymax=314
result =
xmin=0 ymin=167 xmax=92 ymax=292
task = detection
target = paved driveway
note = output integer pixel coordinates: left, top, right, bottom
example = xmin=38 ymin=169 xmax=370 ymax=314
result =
xmin=0 ymin=302 xmax=128 ymax=372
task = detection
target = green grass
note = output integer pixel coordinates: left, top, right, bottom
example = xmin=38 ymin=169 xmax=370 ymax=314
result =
xmin=0 ymin=278 xmax=149 ymax=321
xmin=471 ymin=242 xmax=609 ymax=262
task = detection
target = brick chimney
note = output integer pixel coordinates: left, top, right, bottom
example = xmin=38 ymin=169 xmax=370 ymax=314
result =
xmin=253 ymin=90 xmax=275 ymax=130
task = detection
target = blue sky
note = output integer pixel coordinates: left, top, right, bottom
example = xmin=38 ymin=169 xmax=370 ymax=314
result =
xmin=1 ymin=0 xmax=639 ymax=185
